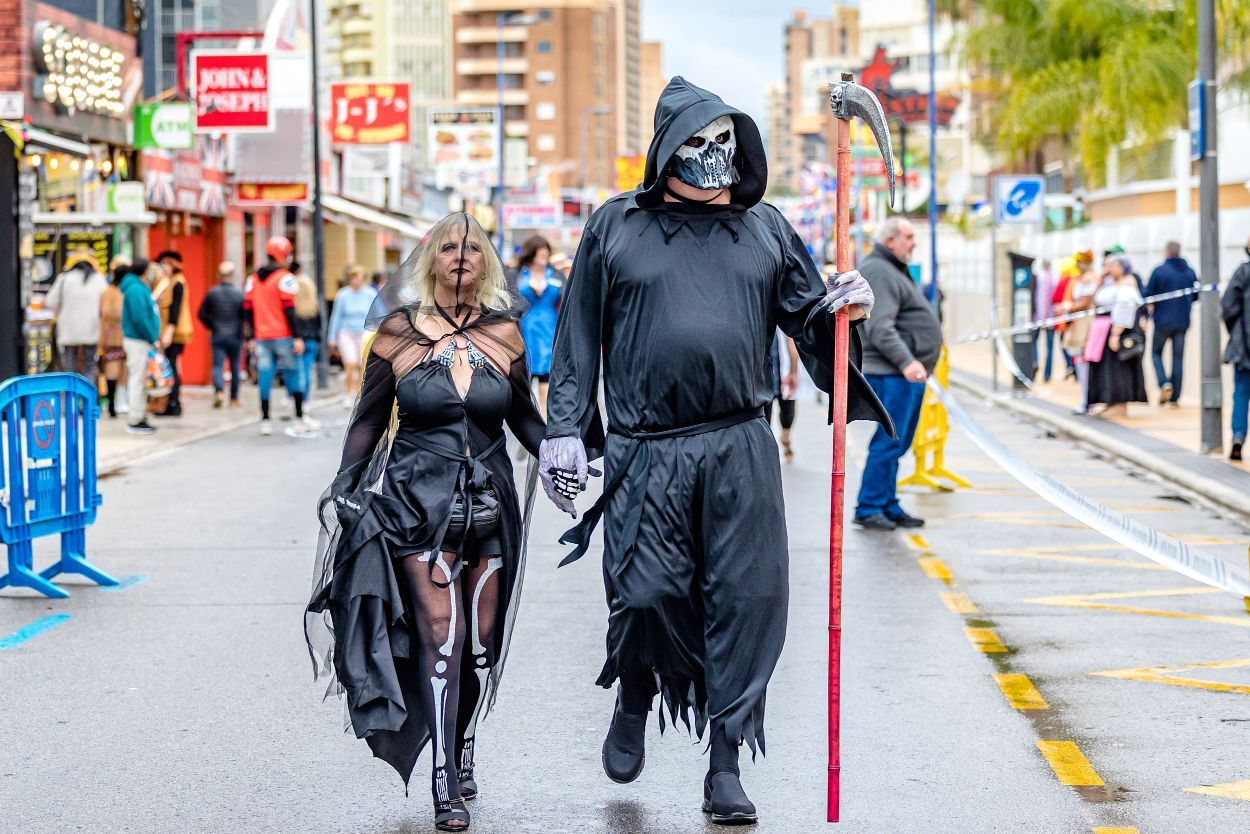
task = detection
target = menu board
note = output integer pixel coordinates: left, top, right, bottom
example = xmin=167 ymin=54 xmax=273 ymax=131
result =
xmin=427 ymin=107 xmax=499 ymax=193
xmin=31 ymin=229 xmax=114 ymax=292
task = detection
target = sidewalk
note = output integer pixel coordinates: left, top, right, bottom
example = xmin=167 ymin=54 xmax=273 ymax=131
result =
xmin=98 ymin=378 xmax=348 ymax=475
xmin=947 ymin=341 xmax=1250 ymax=520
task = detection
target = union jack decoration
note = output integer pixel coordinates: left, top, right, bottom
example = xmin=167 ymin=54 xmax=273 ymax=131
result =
xmin=198 ymin=137 xmax=228 ymax=217
xmin=143 ymin=151 xmax=176 ymax=209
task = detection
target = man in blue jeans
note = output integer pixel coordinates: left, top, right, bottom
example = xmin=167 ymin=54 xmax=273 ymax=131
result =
xmin=1223 ymin=238 xmax=1250 ymax=461
xmin=854 ymin=217 xmax=943 ymax=530
xmin=1144 ymin=241 xmax=1199 ymax=407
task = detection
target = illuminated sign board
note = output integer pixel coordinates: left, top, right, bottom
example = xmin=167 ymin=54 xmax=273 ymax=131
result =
xmin=32 ymin=21 xmax=126 ymax=118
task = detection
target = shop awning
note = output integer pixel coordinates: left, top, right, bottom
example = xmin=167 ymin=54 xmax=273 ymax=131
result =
xmin=321 ymin=194 xmax=427 ymax=240
xmin=35 ymin=210 xmax=159 ymax=227
xmin=23 ymin=128 xmax=92 ymax=158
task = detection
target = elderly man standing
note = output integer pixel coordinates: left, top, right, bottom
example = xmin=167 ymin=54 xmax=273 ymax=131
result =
xmin=854 ymin=217 xmax=943 ymax=531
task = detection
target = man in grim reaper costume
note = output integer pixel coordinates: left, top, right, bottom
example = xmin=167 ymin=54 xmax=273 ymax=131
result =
xmin=538 ymin=78 xmax=891 ymax=823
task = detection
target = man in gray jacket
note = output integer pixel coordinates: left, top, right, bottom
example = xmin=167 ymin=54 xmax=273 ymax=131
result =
xmin=854 ymin=217 xmax=943 ymax=530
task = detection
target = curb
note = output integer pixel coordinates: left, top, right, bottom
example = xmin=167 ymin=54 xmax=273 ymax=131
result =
xmin=99 ymin=397 xmax=345 ymax=476
xmin=948 ymin=370 xmax=1250 ymax=522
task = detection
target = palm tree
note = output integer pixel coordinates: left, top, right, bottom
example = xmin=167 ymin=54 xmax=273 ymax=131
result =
xmin=946 ymin=0 xmax=1250 ymax=190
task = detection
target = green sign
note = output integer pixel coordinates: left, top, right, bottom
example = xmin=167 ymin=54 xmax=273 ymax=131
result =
xmin=134 ymin=103 xmax=194 ymax=150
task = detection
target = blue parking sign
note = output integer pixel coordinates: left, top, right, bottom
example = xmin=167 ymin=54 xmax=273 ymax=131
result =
xmin=993 ymin=175 xmax=1046 ymax=225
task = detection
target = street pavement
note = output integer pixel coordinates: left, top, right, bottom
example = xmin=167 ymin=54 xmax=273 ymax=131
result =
xmin=2 ymin=391 xmax=1249 ymax=833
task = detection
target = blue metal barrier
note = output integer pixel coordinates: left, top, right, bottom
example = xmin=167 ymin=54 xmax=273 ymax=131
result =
xmin=0 ymin=373 xmax=115 ymax=598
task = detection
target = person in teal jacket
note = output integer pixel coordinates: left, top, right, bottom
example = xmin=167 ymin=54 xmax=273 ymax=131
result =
xmin=118 ymin=260 xmax=161 ymax=435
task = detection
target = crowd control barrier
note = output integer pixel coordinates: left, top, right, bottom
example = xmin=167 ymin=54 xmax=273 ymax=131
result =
xmin=0 ymin=373 xmax=115 ymax=598
xmin=898 ymin=348 xmax=971 ymax=492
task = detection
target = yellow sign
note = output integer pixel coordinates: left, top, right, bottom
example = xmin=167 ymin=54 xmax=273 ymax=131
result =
xmin=615 ymin=155 xmax=645 ymax=193
xmin=898 ymin=347 xmax=971 ymax=491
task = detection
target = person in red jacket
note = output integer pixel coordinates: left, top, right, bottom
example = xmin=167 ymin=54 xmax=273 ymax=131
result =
xmin=243 ymin=236 xmax=316 ymax=435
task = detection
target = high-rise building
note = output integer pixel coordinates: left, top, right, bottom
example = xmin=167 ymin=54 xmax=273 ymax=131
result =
xmin=451 ymin=0 xmax=620 ymax=192
xmin=764 ymin=81 xmax=786 ymax=172
xmin=638 ymin=39 xmax=665 ymax=153
xmin=615 ymin=0 xmax=641 ymax=157
xmin=142 ymin=0 xmax=283 ymax=98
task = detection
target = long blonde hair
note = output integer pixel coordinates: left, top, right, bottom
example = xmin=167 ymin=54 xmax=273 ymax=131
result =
xmin=411 ymin=213 xmax=511 ymax=313
xmin=294 ymin=271 xmax=319 ymax=319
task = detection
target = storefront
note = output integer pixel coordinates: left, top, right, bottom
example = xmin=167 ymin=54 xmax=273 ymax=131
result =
xmin=142 ymin=138 xmax=229 ymax=385
xmin=0 ymin=3 xmax=146 ymax=378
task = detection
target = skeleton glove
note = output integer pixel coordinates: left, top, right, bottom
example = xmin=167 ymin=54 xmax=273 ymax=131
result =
xmin=823 ymin=270 xmax=874 ymax=320
xmin=539 ymin=436 xmax=588 ymax=518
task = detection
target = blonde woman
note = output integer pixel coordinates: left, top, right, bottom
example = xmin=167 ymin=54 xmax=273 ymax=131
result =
xmin=306 ymin=214 xmax=558 ymax=832
xmin=1059 ymin=259 xmax=1100 ymax=414
xmin=290 ymin=261 xmax=323 ymax=421
xmin=328 ymin=264 xmax=378 ymax=405
xmin=99 ymin=255 xmax=130 ymax=418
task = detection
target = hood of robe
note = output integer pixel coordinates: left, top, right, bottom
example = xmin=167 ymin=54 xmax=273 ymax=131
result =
xmin=636 ymin=76 xmax=767 ymax=209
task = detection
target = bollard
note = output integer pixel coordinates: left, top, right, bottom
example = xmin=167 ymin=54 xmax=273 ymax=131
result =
xmin=0 ymin=373 xmax=116 ymax=598
xmin=898 ymin=347 xmax=972 ymax=492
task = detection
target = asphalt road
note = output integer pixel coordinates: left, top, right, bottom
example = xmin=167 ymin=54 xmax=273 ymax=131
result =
xmin=2 ymin=392 xmax=1248 ymax=833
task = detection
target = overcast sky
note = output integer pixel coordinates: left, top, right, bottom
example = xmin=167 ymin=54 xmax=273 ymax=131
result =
xmin=640 ymin=1 xmax=844 ymax=134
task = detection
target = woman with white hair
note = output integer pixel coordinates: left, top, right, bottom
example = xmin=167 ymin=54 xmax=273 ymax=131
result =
xmin=45 ymin=250 xmax=108 ymax=379
xmin=306 ymin=213 xmax=560 ymax=831
xmin=1086 ymin=253 xmax=1147 ymax=416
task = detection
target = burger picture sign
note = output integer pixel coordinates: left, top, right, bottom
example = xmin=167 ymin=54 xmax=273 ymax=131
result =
xmin=192 ymin=51 xmax=273 ymax=133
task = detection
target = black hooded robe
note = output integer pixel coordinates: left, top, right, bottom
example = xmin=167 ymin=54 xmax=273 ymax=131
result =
xmin=547 ymin=77 xmax=890 ymax=753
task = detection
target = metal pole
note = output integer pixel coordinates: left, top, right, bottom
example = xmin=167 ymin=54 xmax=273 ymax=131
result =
xmin=990 ymin=221 xmax=998 ymax=392
xmin=496 ymin=13 xmax=507 ymax=256
xmin=310 ymin=0 xmax=329 ymax=388
xmin=1198 ymin=0 xmax=1223 ymax=453
xmin=927 ymin=0 xmax=939 ymax=307
xmin=855 ymin=125 xmax=864 ymax=265
xmin=898 ymin=121 xmax=908 ymax=214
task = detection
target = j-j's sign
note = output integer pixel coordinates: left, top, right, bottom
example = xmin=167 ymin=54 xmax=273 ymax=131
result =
xmin=191 ymin=51 xmax=273 ymax=133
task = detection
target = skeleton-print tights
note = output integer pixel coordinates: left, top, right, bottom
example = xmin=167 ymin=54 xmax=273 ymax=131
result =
xmin=403 ymin=553 xmax=502 ymax=804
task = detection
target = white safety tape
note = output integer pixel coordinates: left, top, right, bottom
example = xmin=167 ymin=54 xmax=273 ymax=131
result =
xmin=929 ymin=378 xmax=1250 ymax=597
xmin=989 ymin=303 xmax=1043 ymax=394
xmin=954 ymin=283 xmax=1216 ymax=345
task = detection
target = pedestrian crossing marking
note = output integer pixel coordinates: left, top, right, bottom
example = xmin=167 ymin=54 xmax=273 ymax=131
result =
xmin=939 ymin=590 xmax=978 ymax=614
xmin=964 ymin=627 xmax=1008 ymax=653
xmin=1036 ymin=740 xmax=1105 ymax=786
xmin=983 ymin=547 xmax=1168 ymax=571
xmin=918 ymin=557 xmax=952 ymax=581
xmin=1091 ymin=658 xmax=1250 ymax=696
xmin=906 ymin=533 xmax=931 ymax=550
xmin=1183 ymin=779 xmax=1250 ymax=802
xmin=1091 ymin=828 xmax=1139 ymax=833
xmin=993 ymin=673 xmax=1049 ymax=709
xmin=1026 ymin=587 xmax=1247 ymax=628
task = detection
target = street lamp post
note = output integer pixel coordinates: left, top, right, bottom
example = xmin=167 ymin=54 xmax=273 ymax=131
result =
xmin=310 ymin=0 xmax=329 ymax=388
xmin=1197 ymin=0 xmax=1223 ymax=453
xmin=926 ymin=0 xmax=939 ymax=307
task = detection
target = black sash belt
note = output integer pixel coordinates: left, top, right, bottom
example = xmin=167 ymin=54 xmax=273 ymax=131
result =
xmin=557 ymin=406 xmax=765 ymax=568
xmin=401 ymin=432 xmax=506 ymax=586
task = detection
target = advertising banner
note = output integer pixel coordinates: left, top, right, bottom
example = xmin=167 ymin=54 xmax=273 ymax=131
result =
xmin=502 ymin=203 xmax=560 ymax=230
xmin=427 ymin=107 xmax=499 ymax=192
xmin=192 ymin=51 xmax=273 ymax=133
xmin=331 ymin=82 xmax=410 ymax=144
xmin=134 ymin=102 xmax=194 ymax=150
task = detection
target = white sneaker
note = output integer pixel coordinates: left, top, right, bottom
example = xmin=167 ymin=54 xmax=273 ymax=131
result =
xmin=260 ymin=419 xmax=273 ymax=436
xmin=342 ymin=396 xmax=355 ymax=409
xmin=297 ymin=416 xmax=322 ymax=431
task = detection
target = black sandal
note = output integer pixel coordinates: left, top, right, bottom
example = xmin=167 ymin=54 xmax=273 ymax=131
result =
xmin=434 ymin=799 xmax=470 ymax=831
xmin=458 ymin=739 xmax=478 ymax=801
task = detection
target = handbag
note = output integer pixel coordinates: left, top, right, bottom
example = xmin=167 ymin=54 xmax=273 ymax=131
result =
xmin=1117 ymin=325 xmax=1146 ymax=362
xmin=445 ymin=484 xmax=500 ymax=542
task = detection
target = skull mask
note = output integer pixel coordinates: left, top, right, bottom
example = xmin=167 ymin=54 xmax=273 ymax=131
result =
xmin=669 ymin=115 xmax=739 ymax=191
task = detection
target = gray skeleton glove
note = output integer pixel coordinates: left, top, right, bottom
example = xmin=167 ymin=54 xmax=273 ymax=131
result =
xmin=823 ymin=269 xmax=874 ymax=320
xmin=539 ymin=436 xmax=588 ymax=518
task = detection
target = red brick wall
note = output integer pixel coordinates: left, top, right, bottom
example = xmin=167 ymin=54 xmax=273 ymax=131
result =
xmin=0 ymin=0 xmax=28 ymax=96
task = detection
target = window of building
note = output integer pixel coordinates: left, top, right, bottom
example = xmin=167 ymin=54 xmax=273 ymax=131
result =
xmin=536 ymin=102 xmax=556 ymax=120
xmin=536 ymin=134 xmax=557 ymax=152
xmin=536 ymin=41 xmax=552 ymax=54
xmin=536 ymin=70 xmax=556 ymax=85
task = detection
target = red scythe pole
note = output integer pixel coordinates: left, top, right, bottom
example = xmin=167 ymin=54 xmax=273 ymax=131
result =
xmin=827 ymin=70 xmax=895 ymax=824
xmin=827 ymin=75 xmax=854 ymax=825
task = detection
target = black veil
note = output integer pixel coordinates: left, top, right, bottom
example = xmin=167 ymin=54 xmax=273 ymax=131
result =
xmin=305 ymin=212 xmax=540 ymax=742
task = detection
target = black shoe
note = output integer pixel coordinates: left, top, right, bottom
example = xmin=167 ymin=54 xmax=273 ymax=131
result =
xmin=702 ymin=772 xmax=758 ymax=825
xmin=853 ymin=514 xmax=897 ymax=531
xmin=887 ymin=511 xmax=925 ymax=528
xmin=457 ymin=739 xmax=477 ymax=801
xmin=1232 ymin=440 xmax=1244 ymax=462
xmin=125 ymin=421 xmax=156 ymax=436
xmin=602 ymin=706 xmax=647 ymax=784
xmin=155 ymin=404 xmax=182 ymax=417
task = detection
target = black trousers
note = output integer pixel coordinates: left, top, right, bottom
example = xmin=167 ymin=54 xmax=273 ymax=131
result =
xmin=764 ymin=397 xmax=795 ymax=430
xmin=165 ymin=343 xmax=184 ymax=409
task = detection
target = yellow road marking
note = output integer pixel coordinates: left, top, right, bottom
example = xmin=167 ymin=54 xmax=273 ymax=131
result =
xmin=1036 ymin=740 xmax=1104 ymax=786
xmin=993 ymin=673 xmax=1049 ymax=709
xmin=1026 ymin=587 xmax=1249 ymax=628
xmin=983 ymin=548 xmax=1167 ymax=571
xmin=1092 ymin=658 xmax=1250 ymax=696
xmin=939 ymin=590 xmax=978 ymax=614
xmin=906 ymin=533 xmax=931 ymax=551
xmin=1184 ymin=779 xmax=1250 ymax=801
xmin=1091 ymin=828 xmax=1140 ymax=833
xmin=918 ymin=557 xmax=952 ymax=581
xmin=965 ymin=627 xmax=1008 ymax=653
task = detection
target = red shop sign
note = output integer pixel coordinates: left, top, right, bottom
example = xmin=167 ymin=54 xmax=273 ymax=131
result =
xmin=330 ymin=82 xmax=410 ymax=144
xmin=192 ymin=51 xmax=273 ymax=133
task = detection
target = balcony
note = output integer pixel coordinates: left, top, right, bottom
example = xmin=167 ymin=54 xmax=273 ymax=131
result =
xmin=457 ymin=26 xmax=528 ymax=44
xmin=457 ymin=88 xmax=529 ymax=106
xmin=342 ymin=46 xmax=375 ymax=66
xmin=342 ymin=18 xmax=373 ymax=36
xmin=457 ymin=57 xmax=528 ymax=75
xmin=505 ymin=120 xmax=529 ymax=136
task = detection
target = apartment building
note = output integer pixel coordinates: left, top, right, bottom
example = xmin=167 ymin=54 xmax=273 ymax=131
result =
xmin=638 ymin=39 xmax=664 ymax=153
xmin=451 ymin=0 xmax=622 ymax=192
